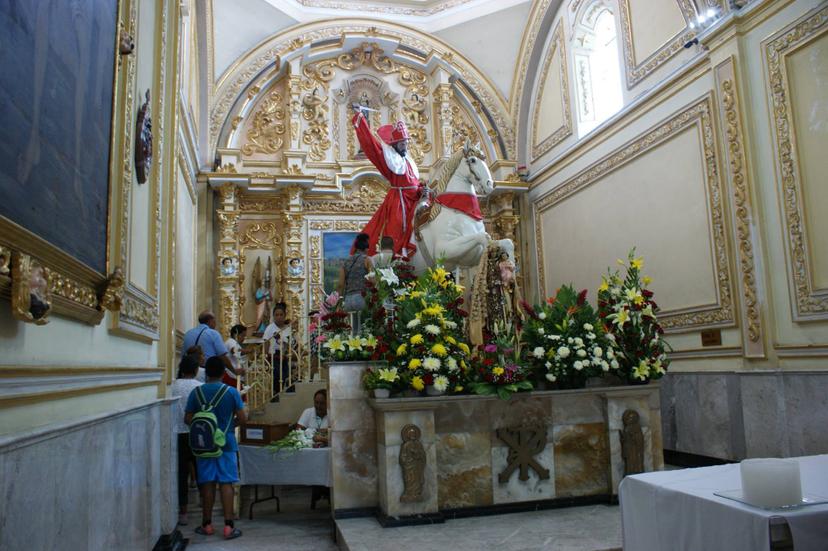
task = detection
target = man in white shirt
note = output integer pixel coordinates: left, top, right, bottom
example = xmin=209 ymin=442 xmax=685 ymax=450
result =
xmin=296 ymin=389 xmax=329 ymax=441
xmin=262 ymin=303 xmax=293 ymax=399
xmin=223 ymin=324 xmax=247 ymax=387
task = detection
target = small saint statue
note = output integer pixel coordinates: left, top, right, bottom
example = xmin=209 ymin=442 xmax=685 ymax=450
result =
xmin=220 ymin=257 xmax=236 ymax=276
xmin=498 ymin=251 xmax=515 ymax=289
xmin=399 ymin=424 xmax=426 ymax=503
xmin=252 ymin=256 xmax=273 ymax=335
xmin=620 ymin=409 xmax=645 ymax=476
xmin=287 ymin=257 xmax=304 ymax=277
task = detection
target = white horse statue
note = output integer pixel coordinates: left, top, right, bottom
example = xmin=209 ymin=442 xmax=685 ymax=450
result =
xmin=409 ymin=142 xmax=514 ymax=275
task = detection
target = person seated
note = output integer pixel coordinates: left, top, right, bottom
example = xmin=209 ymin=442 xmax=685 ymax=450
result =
xmin=296 ymin=389 xmax=329 ymax=447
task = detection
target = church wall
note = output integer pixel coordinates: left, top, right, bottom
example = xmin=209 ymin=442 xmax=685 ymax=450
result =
xmin=524 ymin=0 xmax=828 ymax=461
xmin=1 ymin=0 xmax=184 ymax=546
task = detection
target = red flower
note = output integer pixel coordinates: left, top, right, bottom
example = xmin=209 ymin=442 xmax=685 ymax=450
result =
xmin=520 ymin=300 xmax=538 ymax=319
xmin=457 ymin=308 xmax=469 ymax=318
xmin=546 ymin=296 xmax=556 ymax=305
xmin=642 ymin=289 xmax=654 ymax=299
xmin=577 ymin=289 xmax=588 ymax=306
xmin=423 ymin=374 xmax=434 ymax=386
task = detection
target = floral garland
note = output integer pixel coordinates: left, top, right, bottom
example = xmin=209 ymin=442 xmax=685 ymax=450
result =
xmin=597 ymin=250 xmax=670 ymax=382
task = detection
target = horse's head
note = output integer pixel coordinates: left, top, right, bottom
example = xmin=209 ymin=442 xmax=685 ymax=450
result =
xmin=461 ymin=140 xmax=494 ymax=196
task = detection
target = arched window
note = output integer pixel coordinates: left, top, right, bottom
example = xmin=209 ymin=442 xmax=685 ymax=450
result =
xmin=572 ymin=1 xmax=624 ymax=137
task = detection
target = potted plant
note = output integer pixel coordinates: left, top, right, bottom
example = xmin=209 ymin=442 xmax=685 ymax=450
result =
xmin=362 ymin=365 xmax=400 ymax=398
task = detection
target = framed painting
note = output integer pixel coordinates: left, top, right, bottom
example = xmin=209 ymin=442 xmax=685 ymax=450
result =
xmin=0 ymin=0 xmax=122 ymax=324
xmin=322 ymin=232 xmax=358 ymax=293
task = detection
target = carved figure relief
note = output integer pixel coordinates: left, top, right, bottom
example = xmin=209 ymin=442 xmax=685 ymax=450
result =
xmin=620 ymin=409 xmax=645 ymax=476
xmin=242 ymin=89 xmax=286 ymax=156
xmin=134 ymin=89 xmax=152 ymax=184
xmin=496 ymin=424 xmax=550 ymax=483
xmin=301 ymin=86 xmax=331 ymax=161
xmin=98 ymin=267 xmax=125 ymax=311
xmin=399 ymin=424 xmax=426 ymax=503
xmin=11 ymin=252 xmax=51 ymax=324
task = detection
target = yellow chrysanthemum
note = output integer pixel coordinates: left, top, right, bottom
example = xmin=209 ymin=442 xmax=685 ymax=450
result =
xmin=396 ymin=343 xmax=407 ymax=356
xmin=454 ymin=385 xmax=464 ymax=393
xmin=492 ymin=367 xmax=505 ymax=376
xmin=408 ymin=358 xmax=422 ymax=370
xmin=411 ymin=376 xmax=425 ymax=391
xmin=430 ymin=343 xmax=448 ymax=357
xmin=409 ymin=291 xmax=424 ymax=299
xmin=445 ymin=335 xmax=457 ymax=345
xmin=631 ymin=257 xmax=644 ymax=270
xmin=410 ymin=334 xmax=424 ymax=345
xmin=458 ymin=342 xmax=470 ymax=355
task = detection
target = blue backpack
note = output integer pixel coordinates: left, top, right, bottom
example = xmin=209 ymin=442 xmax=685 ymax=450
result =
xmin=189 ymin=385 xmax=232 ymax=458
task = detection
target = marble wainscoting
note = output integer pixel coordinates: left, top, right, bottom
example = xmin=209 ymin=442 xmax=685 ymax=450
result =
xmin=361 ymin=385 xmax=662 ymax=523
xmin=661 ymin=371 xmax=828 ymax=462
xmin=0 ymin=398 xmax=178 ymax=551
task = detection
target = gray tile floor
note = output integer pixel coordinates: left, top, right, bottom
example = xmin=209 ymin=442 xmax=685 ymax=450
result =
xmin=337 ymin=505 xmax=622 ymax=551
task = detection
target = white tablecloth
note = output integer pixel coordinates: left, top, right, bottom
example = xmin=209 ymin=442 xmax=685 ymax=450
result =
xmin=620 ymin=454 xmax=828 ymax=551
xmin=238 ymin=445 xmax=331 ymax=487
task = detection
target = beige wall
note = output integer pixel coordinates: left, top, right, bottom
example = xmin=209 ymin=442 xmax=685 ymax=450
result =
xmin=523 ymin=0 xmax=828 ymax=371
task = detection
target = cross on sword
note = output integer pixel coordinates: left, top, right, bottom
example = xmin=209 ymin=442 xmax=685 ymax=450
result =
xmin=352 ymin=103 xmax=381 ymax=113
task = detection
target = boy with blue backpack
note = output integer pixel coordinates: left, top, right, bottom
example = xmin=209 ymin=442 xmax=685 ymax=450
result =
xmin=185 ymin=356 xmax=246 ymax=539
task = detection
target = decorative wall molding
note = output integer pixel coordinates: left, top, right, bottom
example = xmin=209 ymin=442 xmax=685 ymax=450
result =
xmin=0 ymin=369 xmax=163 ymax=407
xmin=510 ymin=0 xmax=554 ymax=125
xmin=531 ymin=20 xmax=572 ymax=161
xmin=763 ymin=4 xmax=828 ymax=321
xmin=617 ymin=0 xmax=696 ymax=89
xmin=715 ymin=57 xmax=765 ymax=357
xmin=534 ymin=95 xmax=736 ymax=332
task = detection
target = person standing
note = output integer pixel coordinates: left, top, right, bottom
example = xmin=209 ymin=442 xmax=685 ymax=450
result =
xmin=181 ymin=311 xmax=241 ymax=380
xmin=338 ymin=233 xmax=371 ymax=333
xmin=185 ymin=357 xmax=246 ymax=540
xmin=223 ymin=324 xmax=247 ymax=388
xmin=262 ymin=303 xmax=292 ymax=399
xmin=171 ymin=355 xmax=202 ymax=526
xmin=351 ymin=106 xmax=422 ymax=258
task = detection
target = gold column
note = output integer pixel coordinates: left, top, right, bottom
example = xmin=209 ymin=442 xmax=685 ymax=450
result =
xmin=211 ymin=179 xmax=243 ymax=338
xmin=488 ymin=192 xmax=524 ymax=291
xmin=434 ymin=82 xmax=454 ymax=158
xmin=282 ymin=185 xmax=306 ymax=324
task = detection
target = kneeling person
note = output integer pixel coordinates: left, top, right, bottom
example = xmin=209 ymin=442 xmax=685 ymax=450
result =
xmin=185 ymin=356 xmax=246 ymax=540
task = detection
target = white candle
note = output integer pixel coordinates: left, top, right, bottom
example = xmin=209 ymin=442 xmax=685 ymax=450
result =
xmin=740 ymin=458 xmax=802 ymax=507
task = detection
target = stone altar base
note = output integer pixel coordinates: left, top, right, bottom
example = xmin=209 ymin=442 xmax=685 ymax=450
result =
xmin=327 ymin=361 xmax=663 ymax=525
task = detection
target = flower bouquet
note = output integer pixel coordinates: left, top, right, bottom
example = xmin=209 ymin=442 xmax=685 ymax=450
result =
xmin=469 ymin=322 xmax=533 ymax=400
xmin=597 ymin=250 xmax=671 ymax=383
xmin=320 ymin=331 xmax=380 ymax=362
xmin=521 ymin=285 xmax=618 ymax=389
xmin=266 ymin=428 xmax=315 ymax=453
xmin=391 ymin=263 xmax=471 ymax=395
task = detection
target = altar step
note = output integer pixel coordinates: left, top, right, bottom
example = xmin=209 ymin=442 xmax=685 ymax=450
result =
xmin=250 ymin=380 xmax=328 ymax=426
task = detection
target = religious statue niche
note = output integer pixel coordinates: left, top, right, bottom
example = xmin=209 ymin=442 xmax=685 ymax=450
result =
xmin=496 ymin=423 xmax=550 ymax=483
xmin=333 ymin=75 xmax=398 ymax=160
xmin=399 ymin=424 xmax=426 ymax=503
xmin=620 ymin=409 xmax=645 ymax=476
xmin=11 ymin=252 xmax=51 ymax=325
xmin=134 ymin=89 xmax=152 ymax=184
xmin=287 ymin=257 xmax=304 ymax=278
xmin=251 ymin=256 xmax=274 ymax=335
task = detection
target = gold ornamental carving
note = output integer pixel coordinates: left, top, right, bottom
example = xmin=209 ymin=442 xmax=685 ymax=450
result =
xmin=99 ymin=267 xmax=126 ymax=312
xmin=301 ymin=87 xmax=331 ymax=161
xmin=531 ymin=21 xmax=572 ymax=161
xmin=11 ymin=252 xmax=52 ymax=325
xmin=618 ymin=0 xmax=697 ymax=88
xmin=120 ymin=292 xmax=159 ymax=333
xmin=764 ymin=5 xmax=828 ymax=319
xmin=242 ymin=89 xmax=286 ymax=156
xmin=449 ymin=101 xmax=482 ymax=154
xmin=240 ymin=196 xmax=281 ymax=213
xmin=534 ymin=96 xmax=735 ymax=331
xmin=721 ymin=76 xmax=761 ymax=344
xmin=304 ymin=179 xmax=387 ymax=214
xmin=217 ymin=211 xmax=240 ymax=242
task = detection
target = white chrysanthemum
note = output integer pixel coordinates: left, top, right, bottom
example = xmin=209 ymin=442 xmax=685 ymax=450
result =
xmin=567 ymin=337 xmax=574 ymax=344
xmin=593 ymin=358 xmax=603 ymax=366
xmin=573 ymin=360 xmax=584 ymax=371
xmin=586 ymin=332 xmax=596 ymax=340
xmin=423 ymin=357 xmax=441 ymax=371
xmin=545 ymin=373 xmax=557 ymax=382
xmin=447 ymin=357 xmax=459 ymax=371
xmin=611 ymin=359 xmax=620 ymax=369
xmin=601 ymin=361 xmax=610 ymax=372
xmin=606 ymin=333 xmax=617 ymax=343
xmin=538 ymin=312 xmax=547 ymax=320
xmin=538 ymin=327 xmax=545 ymax=335
xmin=545 ymin=361 xmax=552 ymax=368
xmin=557 ymin=346 xmax=571 ymax=358
xmin=424 ymin=324 xmax=441 ymax=335
xmin=548 ymin=334 xmax=561 ymax=341
xmin=433 ymin=375 xmax=449 ymax=392
xmin=532 ymin=347 xmax=545 ymax=359
xmin=574 ymin=337 xmax=584 ymax=347
xmin=607 ymin=348 xmax=615 ymax=359
xmin=407 ymin=318 xmax=421 ymax=329
xmin=583 ymin=323 xmax=594 ymax=331
xmin=576 ymin=349 xmax=587 ymax=358
xmin=444 ymin=320 xmax=458 ymax=329
xmin=593 ymin=347 xmax=603 ymax=357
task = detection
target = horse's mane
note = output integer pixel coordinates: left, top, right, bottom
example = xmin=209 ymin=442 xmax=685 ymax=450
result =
xmin=427 ymin=148 xmax=466 ymax=194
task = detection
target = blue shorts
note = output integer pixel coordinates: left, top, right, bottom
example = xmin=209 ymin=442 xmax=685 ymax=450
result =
xmin=196 ymin=451 xmax=239 ymax=484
